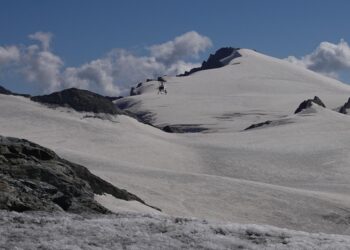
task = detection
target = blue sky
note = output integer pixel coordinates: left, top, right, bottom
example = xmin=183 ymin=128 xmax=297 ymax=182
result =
xmin=1 ymin=0 xmax=350 ymax=95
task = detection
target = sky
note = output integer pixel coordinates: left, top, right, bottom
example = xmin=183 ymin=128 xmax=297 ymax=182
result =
xmin=1 ymin=0 xmax=350 ymax=95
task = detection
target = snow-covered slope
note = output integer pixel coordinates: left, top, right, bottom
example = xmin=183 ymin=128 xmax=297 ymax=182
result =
xmin=117 ymin=49 xmax=350 ymax=131
xmin=2 ymin=49 xmax=350 ymax=237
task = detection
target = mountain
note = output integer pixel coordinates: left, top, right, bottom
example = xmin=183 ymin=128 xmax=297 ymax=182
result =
xmin=31 ymin=88 xmax=123 ymax=115
xmin=2 ymin=48 xmax=350 ymax=239
xmin=117 ymin=49 xmax=350 ymax=132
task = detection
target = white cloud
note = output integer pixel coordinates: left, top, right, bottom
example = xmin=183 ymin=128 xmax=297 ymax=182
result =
xmin=29 ymin=32 xmax=53 ymax=51
xmin=0 ymin=31 xmax=212 ymax=95
xmin=21 ymin=44 xmax=63 ymax=92
xmin=59 ymin=32 xmax=211 ymax=95
xmin=149 ymin=31 xmax=212 ymax=65
xmin=286 ymin=39 xmax=350 ymax=78
xmin=62 ymin=58 xmax=120 ymax=96
xmin=0 ymin=46 xmax=20 ymax=65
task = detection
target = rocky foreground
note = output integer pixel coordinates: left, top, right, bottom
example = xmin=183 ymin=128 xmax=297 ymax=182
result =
xmin=0 ymin=135 xmax=156 ymax=213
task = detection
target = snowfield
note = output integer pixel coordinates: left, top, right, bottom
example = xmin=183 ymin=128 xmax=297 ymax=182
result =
xmin=2 ymin=48 xmax=350 ymax=246
xmin=2 ymin=210 xmax=350 ymax=250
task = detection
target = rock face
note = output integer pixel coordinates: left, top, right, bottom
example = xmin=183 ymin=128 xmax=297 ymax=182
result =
xmin=244 ymin=121 xmax=272 ymax=130
xmin=294 ymin=96 xmax=326 ymax=114
xmin=178 ymin=47 xmax=241 ymax=76
xmin=0 ymin=85 xmax=31 ymax=98
xmin=339 ymin=98 xmax=350 ymax=114
xmin=31 ymin=88 xmax=122 ymax=115
xmin=130 ymin=87 xmax=137 ymax=96
xmin=163 ymin=125 xmax=209 ymax=133
xmin=0 ymin=136 xmax=158 ymax=213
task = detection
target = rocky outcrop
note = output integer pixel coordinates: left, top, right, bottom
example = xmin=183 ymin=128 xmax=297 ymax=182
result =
xmin=0 ymin=85 xmax=31 ymax=98
xmin=178 ymin=47 xmax=241 ymax=76
xmin=0 ymin=136 xmax=159 ymax=213
xmin=339 ymin=98 xmax=350 ymax=114
xmin=294 ymin=96 xmax=326 ymax=114
xmin=130 ymin=87 xmax=137 ymax=96
xmin=31 ymin=88 xmax=122 ymax=115
xmin=244 ymin=121 xmax=272 ymax=130
xmin=163 ymin=125 xmax=209 ymax=133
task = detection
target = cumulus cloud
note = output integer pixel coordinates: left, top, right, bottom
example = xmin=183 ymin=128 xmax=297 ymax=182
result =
xmin=0 ymin=31 xmax=212 ymax=95
xmin=21 ymin=44 xmax=63 ymax=92
xmin=60 ymin=32 xmax=211 ymax=95
xmin=29 ymin=32 xmax=53 ymax=51
xmin=286 ymin=39 xmax=350 ymax=78
xmin=149 ymin=31 xmax=212 ymax=65
xmin=63 ymin=58 xmax=120 ymax=95
xmin=0 ymin=46 xmax=20 ymax=65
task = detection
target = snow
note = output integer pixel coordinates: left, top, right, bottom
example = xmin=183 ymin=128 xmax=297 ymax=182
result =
xmin=118 ymin=49 xmax=350 ymax=131
xmin=2 ymin=49 xmax=350 ymax=239
xmin=2 ymin=210 xmax=350 ymax=250
xmin=94 ymin=194 xmax=162 ymax=214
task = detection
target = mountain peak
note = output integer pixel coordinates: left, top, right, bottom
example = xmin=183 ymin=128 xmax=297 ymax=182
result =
xmin=178 ymin=47 xmax=241 ymax=76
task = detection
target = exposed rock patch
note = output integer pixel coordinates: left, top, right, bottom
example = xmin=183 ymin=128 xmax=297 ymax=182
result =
xmin=163 ymin=124 xmax=209 ymax=133
xmin=31 ymin=88 xmax=122 ymax=115
xmin=0 ymin=136 xmax=159 ymax=213
xmin=178 ymin=47 xmax=241 ymax=76
xmin=294 ymin=96 xmax=326 ymax=114
xmin=339 ymin=98 xmax=350 ymax=114
xmin=244 ymin=119 xmax=294 ymax=131
xmin=244 ymin=121 xmax=273 ymax=130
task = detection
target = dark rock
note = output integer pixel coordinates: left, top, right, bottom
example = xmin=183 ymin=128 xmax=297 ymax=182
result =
xmin=294 ymin=96 xmax=326 ymax=114
xmin=0 ymin=85 xmax=31 ymax=98
xmin=146 ymin=79 xmax=154 ymax=82
xmin=339 ymin=98 xmax=350 ymax=114
xmin=0 ymin=136 xmax=160 ymax=213
xmin=104 ymin=96 xmax=123 ymax=102
xmin=244 ymin=119 xmax=295 ymax=131
xmin=157 ymin=77 xmax=166 ymax=82
xmin=130 ymin=87 xmax=137 ymax=96
xmin=31 ymin=88 xmax=122 ymax=115
xmin=162 ymin=125 xmax=209 ymax=133
xmin=0 ymin=85 xmax=12 ymax=95
xmin=178 ymin=47 xmax=241 ymax=76
xmin=136 ymin=82 xmax=143 ymax=88
xmin=244 ymin=121 xmax=272 ymax=130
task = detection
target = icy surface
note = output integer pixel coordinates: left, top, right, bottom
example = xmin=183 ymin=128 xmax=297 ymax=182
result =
xmin=2 ymin=49 xmax=350 ymax=236
xmin=1 ymin=210 xmax=350 ymax=250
